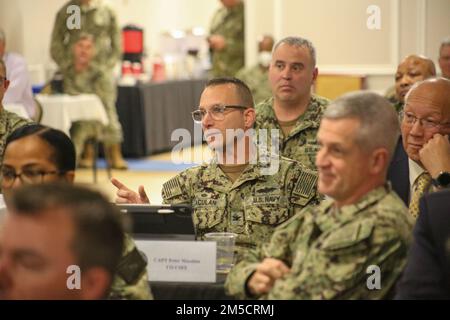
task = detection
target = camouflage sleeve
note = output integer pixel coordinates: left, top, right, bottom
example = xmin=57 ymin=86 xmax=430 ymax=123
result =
xmin=10 ymin=114 xmax=33 ymax=131
xmin=108 ymin=234 xmax=153 ymax=300
xmin=161 ymin=170 xmax=193 ymax=205
xmin=209 ymin=5 xmax=245 ymax=76
xmin=105 ymin=7 xmax=122 ymax=70
xmin=50 ymin=6 xmax=70 ymax=70
xmin=224 ymin=246 xmax=265 ymax=300
xmin=225 ymin=212 xmax=306 ymax=299
xmin=94 ymin=71 xmax=116 ymax=110
xmin=220 ymin=6 xmax=244 ymax=62
xmin=4 ymin=111 xmax=33 ymax=135
xmin=266 ymin=218 xmax=409 ymax=299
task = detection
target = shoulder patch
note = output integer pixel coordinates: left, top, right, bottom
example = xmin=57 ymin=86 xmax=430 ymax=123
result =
xmin=116 ymin=247 xmax=147 ymax=285
xmin=293 ymin=169 xmax=318 ymax=200
xmin=162 ymin=176 xmax=183 ymax=199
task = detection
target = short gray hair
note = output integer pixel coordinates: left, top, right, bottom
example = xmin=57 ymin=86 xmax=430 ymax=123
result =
xmin=323 ymin=91 xmax=400 ymax=161
xmin=273 ymin=36 xmax=317 ymax=68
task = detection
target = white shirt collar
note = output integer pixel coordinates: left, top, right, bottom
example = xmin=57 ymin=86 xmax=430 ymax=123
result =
xmin=409 ymin=158 xmax=425 ymax=191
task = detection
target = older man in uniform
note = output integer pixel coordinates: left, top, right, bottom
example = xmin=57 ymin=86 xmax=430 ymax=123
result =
xmin=255 ymin=37 xmax=329 ymax=170
xmin=112 ymin=77 xmax=320 ymax=256
xmin=0 ymin=60 xmax=31 ymax=165
xmin=392 ymin=54 xmax=436 ymax=113
xmin=236 ymin=35 xmax=274 ymax=105
xmin=209 ymin=0 xmax=245 ymax=77
xmin=225 ymin=91 xmax=413 ymax=299
xmin=62 ymin=34 xmax=126 ymax=169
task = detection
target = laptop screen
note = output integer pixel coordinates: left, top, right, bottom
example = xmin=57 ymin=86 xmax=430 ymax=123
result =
xmin=116 ymin=204 xmax=196 ymax=241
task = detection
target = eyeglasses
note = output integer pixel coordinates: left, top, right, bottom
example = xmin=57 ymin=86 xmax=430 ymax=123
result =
xmin=0 ymin=169 xmax=63 ymax=187
xmin=191 ymin=105 xmax=248 ymax=123
xmin=400 ymin=111 xmax=449 ymax=130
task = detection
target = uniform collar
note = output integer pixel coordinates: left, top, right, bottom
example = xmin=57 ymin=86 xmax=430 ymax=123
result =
xmin=259 ymin=95 xmax=324 ymax=137
xmin=315 ymin=184 xmax=391 ymax=232
xmin=203 ymin=152 xmax=271 ymax=191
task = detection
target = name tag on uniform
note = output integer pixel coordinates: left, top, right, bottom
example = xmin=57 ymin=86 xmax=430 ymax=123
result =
xmin=135 ymin=240 xmax=216 ymax=283
xmin=252 ymin=194 xmax=281 ymax=205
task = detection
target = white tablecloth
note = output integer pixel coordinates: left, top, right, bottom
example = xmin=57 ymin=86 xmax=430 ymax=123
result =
xmin=35 ymin=94 xmax=109 ymax=135
xmin=3 ymin=103 xmax=31 ymax=119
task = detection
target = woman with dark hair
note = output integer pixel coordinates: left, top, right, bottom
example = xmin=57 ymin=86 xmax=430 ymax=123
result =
xmin=2 ymin=124 xmax=76 ymax=190
xmin=0 ymin=124 xmax=152 ymax=300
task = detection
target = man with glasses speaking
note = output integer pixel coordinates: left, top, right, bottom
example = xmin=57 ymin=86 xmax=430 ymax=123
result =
xmin=112 ymin=77 xmax=321 ymax=256
xmin=388 ymin=78 xmax=450 ymax=218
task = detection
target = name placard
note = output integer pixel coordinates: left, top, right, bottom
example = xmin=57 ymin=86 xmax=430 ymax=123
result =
xmin=135 ymin=240 xmax=216 ymax=283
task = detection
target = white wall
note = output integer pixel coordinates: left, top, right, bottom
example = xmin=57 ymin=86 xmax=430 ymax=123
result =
xmin=1 ymin=0 xmax=449 ymax=92
xmin=246 ymin=0 xmax=450 ymax=93
xmin=109 ymin=0 xmax=220 ymax=56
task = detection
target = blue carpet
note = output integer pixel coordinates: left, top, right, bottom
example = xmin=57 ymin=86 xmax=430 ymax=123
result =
xmin=95 ymin=159 xmax=197 ymax=171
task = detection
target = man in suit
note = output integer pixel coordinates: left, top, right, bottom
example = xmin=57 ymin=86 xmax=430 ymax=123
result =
xmin=396 ymin=190 xmax=450 ymax=299
xmin=387 ymin=78 xmax=450 ymax=218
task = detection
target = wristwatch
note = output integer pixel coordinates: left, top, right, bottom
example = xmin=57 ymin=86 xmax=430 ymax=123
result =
xmin=431 ymin=171 xmax=450 ymax=188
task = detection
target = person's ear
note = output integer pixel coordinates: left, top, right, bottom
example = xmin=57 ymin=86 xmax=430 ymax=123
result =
xmin=4 ymin=79 xmax=10 ymax=90
xmin=79 ymin=267 xmax=111 ymax=300
xmin=243 ymin=108 xmax=256 ymax=130
xmin=369 ymin=148 xmax=388 ymax=175
xmin=312 ymin=67 xmax=318 ymax=83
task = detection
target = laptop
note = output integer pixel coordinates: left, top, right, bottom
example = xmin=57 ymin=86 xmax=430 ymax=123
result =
xmin=116 ymin=204 xmax=196 ymax=241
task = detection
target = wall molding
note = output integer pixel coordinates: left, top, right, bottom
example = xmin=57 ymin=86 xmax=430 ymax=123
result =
xmin=390 ymin=0 xmax=401 ymax=65
xmin=417 ymin=0 xmax=427 ymax=55
xmin=273 ymin=0 xmax=283 ymax=41
xmin=270 ymin=0 xmax=400 ymax=76
xmin=245 ymin=0 xmax=257 ymax=66
xmin=318 ymin=65 xmax=395 ymax=76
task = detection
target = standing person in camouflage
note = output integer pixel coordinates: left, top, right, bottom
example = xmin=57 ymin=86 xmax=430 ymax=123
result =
xmin=392 ymin=55 xmax=436 ymax=113
xmin=236 ymin=35 xmax=274 ymax=105
xmin=50 ymin=0 xmax=121 ymax=73
xmin=62 ymin=34 xmax=127 ymax=169
xmin=209 ymin=0 xmax=245 ymax=77
xmin=112 ymin=77 xmax=320 ymax=256
xmin=225 ymin=91 xmax=414 ymax=300
xmin=255 ymin=37 xmax=329 ymax=170
xmin=0 ymin=59 xmax=31 ymax=166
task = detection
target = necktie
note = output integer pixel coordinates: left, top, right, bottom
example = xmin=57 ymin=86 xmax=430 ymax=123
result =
xmin=409 ymin=172 xmax=432 ymax=218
